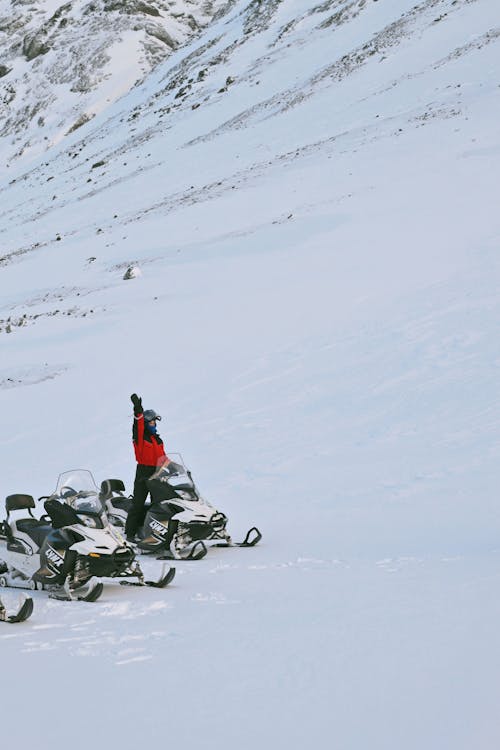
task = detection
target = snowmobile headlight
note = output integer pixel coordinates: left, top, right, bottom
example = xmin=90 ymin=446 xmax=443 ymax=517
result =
xmin=80 ymin=516 xmax=97 ymax=528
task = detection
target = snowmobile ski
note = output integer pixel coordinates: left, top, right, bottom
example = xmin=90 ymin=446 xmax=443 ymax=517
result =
xmin=182 ymin=540 xmax=207 ymax=560
xmin=213 ymin=527 xmax=262 ymax=548
xmin=49 ymin=576 xmax=104 ymax=602
xmin=0 ymin=595 xmax=34 ymax=623
xmin=146 ymin=564 xmax=176 ymax=588
xmin=157 ymin=540 xmax=207 ymax=561
xmin=78 ymin=580 xmax=104 ymax=602
xmin=120 ymin=564 xmax=176 ymax=588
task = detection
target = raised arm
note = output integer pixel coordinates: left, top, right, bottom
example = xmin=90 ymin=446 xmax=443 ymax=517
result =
xmin=131 ymin=393 xmax=144 ymax=447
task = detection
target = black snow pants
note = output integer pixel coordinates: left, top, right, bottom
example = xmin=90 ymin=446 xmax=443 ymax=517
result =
xmin=125 ymin=464 xmax=157 ymax=537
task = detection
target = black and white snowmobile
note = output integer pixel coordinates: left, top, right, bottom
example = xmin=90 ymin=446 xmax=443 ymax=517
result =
xmin=0 ymin=470 xmax=174 ymax=601
xmin=0 ymin=491 xmax=104 ymax=602
xmin=45 ymin=470 xmax=175 ymax=589
xmin=0 ymin=594 xmax=34 ymax=623
xmin=102 ymin=454 xmax=261 ymax=561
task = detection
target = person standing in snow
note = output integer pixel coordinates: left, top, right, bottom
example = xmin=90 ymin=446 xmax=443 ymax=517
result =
xmin=125 ymin=393 xmax=170 ymax=542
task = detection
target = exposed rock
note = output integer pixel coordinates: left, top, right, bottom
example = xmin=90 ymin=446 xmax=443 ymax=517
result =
xmin=66 ymin=113 xmax=94 ymax=134
xmin=23 ymin=33 xmax=51 ymax=61
xmin=145 ymin=24 xmax=177 ymax=48
xmin=123 ymin=266 xmax=141 ymax=280
xmin=103 ymin=0 xmax=161 ymax=15
xmin=185 ymin=14 xmax=198 ymax=30
xmin=136 ymin=1 xmax=161 ymax=16
xmin=0 ymin=65 xmax=11 ymax=78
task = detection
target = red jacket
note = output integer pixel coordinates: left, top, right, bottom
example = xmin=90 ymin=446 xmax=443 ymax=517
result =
xmin=133 ymin=413 xmax=167 ymax=467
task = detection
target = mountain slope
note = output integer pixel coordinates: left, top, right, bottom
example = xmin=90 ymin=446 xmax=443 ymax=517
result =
xmin=0 ymin=0 xmax=227 ymax=165
xmin=0 ymin=1 xmax=499 ymax=748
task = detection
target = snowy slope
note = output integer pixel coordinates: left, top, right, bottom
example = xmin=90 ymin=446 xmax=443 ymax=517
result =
xmin=0 ymin=0 xmax=227 ymax=166
xmin=1 ymin=0 xmax=500 ymax=748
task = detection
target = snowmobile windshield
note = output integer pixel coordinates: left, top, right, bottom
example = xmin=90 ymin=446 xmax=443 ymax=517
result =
xmin=52 ymin=470 xmax=104 ymax=516
xmin=150 ymin=455 xmax=188 ymax=486
xmin=154 ymin=453 xmax=188 ymax=484
xmin=149 ymin=454 xmax=200 ymax=503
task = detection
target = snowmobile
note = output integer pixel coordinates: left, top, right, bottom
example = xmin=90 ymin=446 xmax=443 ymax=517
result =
xmin=0 ymin=594 xmax=34 ymax=623
xmin=46 ymin=470 xmax=175 ymax=588
xmin=0 ymin=490 xmax=104 ymax=602
xmin=0 ymin=470 xmax=174 ymax=601
xmin=102 ymin=454 xmax=261 ymax=561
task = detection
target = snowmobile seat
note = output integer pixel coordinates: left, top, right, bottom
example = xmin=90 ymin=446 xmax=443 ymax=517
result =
xmin=14 ymin=518 xmax=52 ymax=548
xmin=6 ymin=494 xmax=35 ymax=513
xmin=100 ymin=479 xmax=126 ymax=499
xmin=107 ymin=495 xmax=132 ymax=512
xmin=5 ymin=494 xmax=41 ymax=532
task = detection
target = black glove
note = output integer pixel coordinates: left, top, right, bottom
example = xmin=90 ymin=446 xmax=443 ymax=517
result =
xmin=131 ymin=393 xmax=143 ymax=415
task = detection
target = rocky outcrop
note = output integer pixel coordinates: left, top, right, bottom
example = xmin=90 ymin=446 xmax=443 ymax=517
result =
xmin=145 ymin=24 xmax=177 ymax=48
xmin=23 ymin=33 xmax=51 ymax=61
xmin=103 ymin=0 xmax=161 ymax=15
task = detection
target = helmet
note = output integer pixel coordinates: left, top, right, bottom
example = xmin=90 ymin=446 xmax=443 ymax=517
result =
xmin=143 ymin=409 xmax=161 ymax=422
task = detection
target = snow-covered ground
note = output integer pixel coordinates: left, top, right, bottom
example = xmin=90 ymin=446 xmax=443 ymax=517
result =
xmin=0 ymin=0 xmax=226 ymax=165
xmin=1 ymin=0 xmax=499 ymax=747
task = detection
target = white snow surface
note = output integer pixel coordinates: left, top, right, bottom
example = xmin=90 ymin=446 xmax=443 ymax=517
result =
xmin=1 ymin=0 xmax=500 ymax=747
xmin=0 ymin=0 xmax=226 ymax=165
